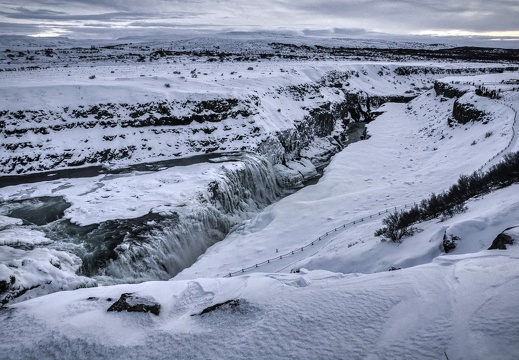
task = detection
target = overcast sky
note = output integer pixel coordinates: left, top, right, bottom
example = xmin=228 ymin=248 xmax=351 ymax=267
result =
xmin=0 ymin=0 xmax=518 ymax=46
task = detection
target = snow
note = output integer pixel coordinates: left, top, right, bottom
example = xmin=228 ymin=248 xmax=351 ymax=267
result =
xmin=0 ymin=227 xmax=51 ymax=247
xmin=1 ymin=59 xmax=514 ymax=175
xmin=176 ymin=86 xmax=518 ymax=279
xmin=1 ymin=37 xmax=519 ymax=358
xmin=1 ymin=245 xmax=518 ymax=359
xmin=0 ymin=246 xmax=97 ymax=305
xmin=0 ymin=215 xmax=21 ymax=228
xmin=0 ymin=158 xmax=251 ymax=226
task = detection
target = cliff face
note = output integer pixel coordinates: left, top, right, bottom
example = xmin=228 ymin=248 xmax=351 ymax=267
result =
xmin=451 ymin=98 xmax=488 ymax=124
xmin=2 ymin=63 xmax=508 ymax=176
xmin=434 ymin=82 xmax=469 ymax=99
xmin=433 ymin=80 xmax=493 ymax=125
xmin=0 ymin=72 xmax=398 ymax=176
xmin=0 ymin=98 xmax=258 ymax=173
xmin=396 ymin=66 xmax=519 ymax=76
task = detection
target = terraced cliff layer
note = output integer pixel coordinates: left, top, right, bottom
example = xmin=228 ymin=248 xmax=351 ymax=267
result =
xmin=0 ymin=67 xmax=404 ymax=175
xmin=2 ymin=63 xmax=515 ymax=176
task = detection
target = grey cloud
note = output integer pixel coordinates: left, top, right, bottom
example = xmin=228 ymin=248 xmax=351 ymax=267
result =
xmin=332 ymin=28 xmax=370 ymax=36
xmin=0 ymin=0 xmax=516 ymax=41
xmin=280 ymin=0 xmax=519 ymax=32
xmin=10 ymin=0 xmax=209 ymax=13
xmin=0 ymin=21 xmax=42 ymax=35
xmin=1 ymin=7 xmax=150 ymax=21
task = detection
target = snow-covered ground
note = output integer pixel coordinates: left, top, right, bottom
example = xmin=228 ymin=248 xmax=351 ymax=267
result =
xmin=1 ymin=226 xmax=518 ymax=359
xmin=1 ymin=38 xmax=519 ymax=358
xmin=177 ymin=79 xmax=519 ymax=279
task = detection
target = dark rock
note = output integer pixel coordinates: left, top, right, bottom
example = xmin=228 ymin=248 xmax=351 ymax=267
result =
xmin=388 ymin=267 xmax=401 ymax=271
xmin=488 ymin=228 xmax=517 ymax=250
xmin=1 ymin=282 xmax=40 ymax=306
xmin=193 ymin=299 xmax=242 ymax=316
xmin=443 ymin=233 xmax=459 ymax=253
xmin=107 ymin=293 xmax=161 ymax=315
xmin=0 ymin=280 xmax=9 ymax=295
xmin=434 ymin=82 xmax=468 ymax=98
xmin=452 ymin=99 xmax=487 ymax=124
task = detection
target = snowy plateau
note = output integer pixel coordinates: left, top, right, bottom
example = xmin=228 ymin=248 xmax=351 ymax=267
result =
xmin=0 ymin=34 xmax=519 ymax=359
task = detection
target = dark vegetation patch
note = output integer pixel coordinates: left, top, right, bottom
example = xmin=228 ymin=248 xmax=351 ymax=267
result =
xmin=442 ymin=233 xmax=460 ymax=253
xmin=376 ymin=152 xmax=519 ymax=242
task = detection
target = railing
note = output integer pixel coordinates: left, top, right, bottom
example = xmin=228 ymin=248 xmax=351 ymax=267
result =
xmin=223 ymin=97 xmax=519 ymax=278
xmin=477 ymin=98 xmax=517 ymax=172
xmin=223 ymin=202 xmax=416 ymax=277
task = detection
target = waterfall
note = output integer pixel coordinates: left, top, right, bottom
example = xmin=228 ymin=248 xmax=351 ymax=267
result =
xmin=98 ymin=154 xmax=282 ymax=283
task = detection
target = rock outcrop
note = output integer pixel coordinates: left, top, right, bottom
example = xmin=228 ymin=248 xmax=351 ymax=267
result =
xmin=434 ymin=82 xmax=468 ymax=99
xmin=192 ymin=299 xmax=244 ymax=316
xmin=451 ymin=97 xmax=488 ymax=125
xmin=488 ymin=227 xmax=518 ymax=250
xmin=107 ymin=293 xmax=161 ymax=315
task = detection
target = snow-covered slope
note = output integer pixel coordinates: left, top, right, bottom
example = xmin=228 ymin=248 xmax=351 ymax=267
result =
xmin=1 ymin=63 xmax=516 ymax=294
xmin=1 ymin=233 xmax=518 ymax=359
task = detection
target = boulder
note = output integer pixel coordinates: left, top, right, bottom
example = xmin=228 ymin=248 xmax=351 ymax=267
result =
xmin=488 ymin=227 xmax=518 ymax=250
xmin=193 ymin=299 xmax=242 ymax=316
xmin=107 ymin=293 xmax=161 ymax=315
xmin=451 ymin=96 xmax=487 ymax=124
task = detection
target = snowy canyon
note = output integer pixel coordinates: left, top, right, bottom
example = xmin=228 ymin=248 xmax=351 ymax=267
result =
xmin=0 ymin=35 xmax=518 ymax=359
